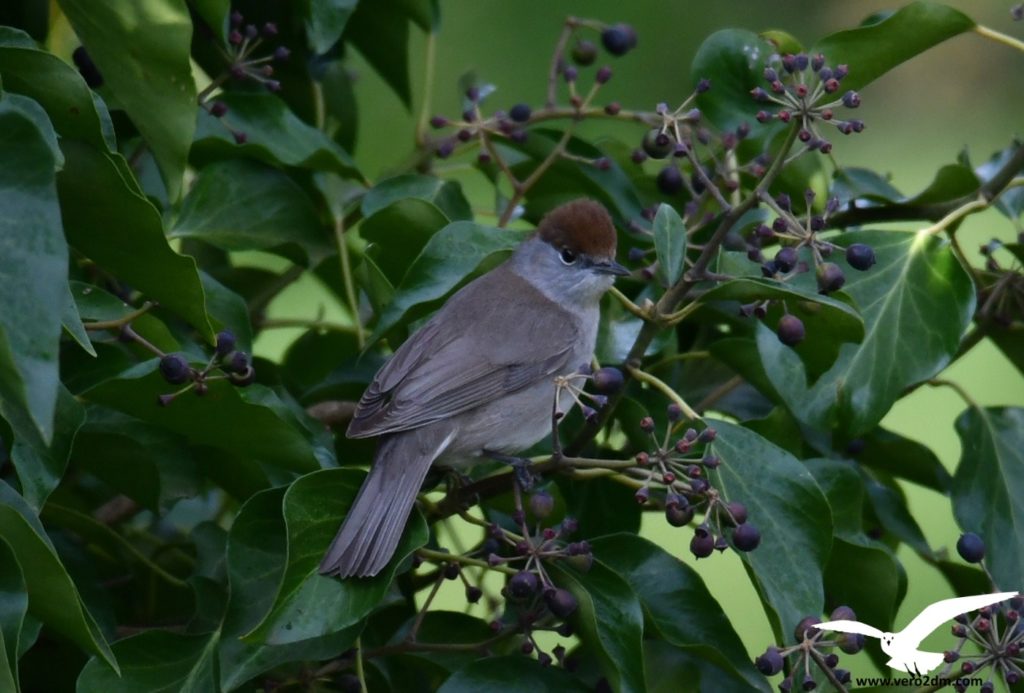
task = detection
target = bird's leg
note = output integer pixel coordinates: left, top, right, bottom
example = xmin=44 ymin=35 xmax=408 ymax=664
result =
xmin=483 ymin=450 xmax=537 ymax=491
xmin=426 ymin=465 xmax=478 ymax=509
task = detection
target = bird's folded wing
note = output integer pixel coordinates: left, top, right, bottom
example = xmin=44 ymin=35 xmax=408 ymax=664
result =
xmin=900 ymin=592 xmax=1018 ymax=647
xmin=813 ymin=620 xmax=884 ymax=639
xmin=348 ymin=269 xmax=580 ymax=438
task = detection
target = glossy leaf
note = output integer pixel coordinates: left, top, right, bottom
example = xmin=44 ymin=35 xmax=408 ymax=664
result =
xmin=171 ymin=159 xmax=332 ymax=265
xmin=439 ymin=656 xmax=588 ymax=693
xmin=0 ymin=28 xmax=112 ymax=150
xmin=903 ymin=164 xmax=979 ymax=206
xmin=57 ymin=0 xmax=197 ymax=199
xmin=856 ymin=427 xmax=952 ymax=493
xmin=758 ymin=230 xmax=974 ymax=435
xmin=701 ymin=277 xmax=865 ymax=344
xmin=363 ymin=174 xmax=473 ymax=221
xmin=952 ymin=407 xmax=1024 ymax=592
xmin=360 ymin=198 xmax=450 ymax=284
xmin=590 ymin=535 xmax=769 ymax=692
xmin=82 ymin=361 xmax=320 ymax=475
xmin=549 ymin=562 xmax=645 ymax=693
xmin=244 ymin=469 xmax=428 ymax=645
xmin=193 ymin=92 xmax=358 ymax=178
xmin=219 ymin=488 xmax=359 ymax=689
xmin=0 ymin=94 xmax=65 ymax=444
xmin=0 ymin=482 xmax=115 ymax=671
xmin=3 ymin=386 xmax=84 ymax=509
xmin=831 ymin=167 xmax=901 ymax=206
xmin=707 ymin=419 xmax=832 ymax=640
xmin=371 ymin=222 xmax=530 ymax=339
xmin=306 ymin=0 xmax=358 ymax=54
xmin=864 ymin=475 xmax=930 ymax=555
xmin=652 ymin=204 xmax=686 ymax=287
xmin=0 ymin=539 xmax=27 ymax=691
xmin=344 ymin=0 xmax=412 ymax=107
xmin=58 ymin=140 xmax=214 ymax=342
xmin=814 ymin=2 xmax=975 ymax=92
xmin=77 ymin=631 xmax=217 ymax=692
xmin=692 ymin=29 xmax=776 ymax=131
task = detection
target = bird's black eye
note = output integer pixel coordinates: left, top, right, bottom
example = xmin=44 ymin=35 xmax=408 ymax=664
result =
xmin=559 ymin=248 xmax=577 ymax=265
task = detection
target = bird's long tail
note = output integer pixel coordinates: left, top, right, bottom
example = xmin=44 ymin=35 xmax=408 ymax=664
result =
xmin=319 ymin=425 xmax=454 ymax=578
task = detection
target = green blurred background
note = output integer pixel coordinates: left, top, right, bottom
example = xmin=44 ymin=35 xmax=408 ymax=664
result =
xmin=251 ymin=0 xmax=1024 ymax=682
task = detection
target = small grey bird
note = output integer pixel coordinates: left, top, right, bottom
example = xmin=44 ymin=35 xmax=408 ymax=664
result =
xmin=319 ymin=199 xmax=628 ymax=578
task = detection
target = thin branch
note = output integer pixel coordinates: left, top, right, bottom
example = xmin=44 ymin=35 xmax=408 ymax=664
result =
xmin=83 ymin=302 xmax=155 ymax=331
xmin=974 ymin=24 xmax=1024 ymax=53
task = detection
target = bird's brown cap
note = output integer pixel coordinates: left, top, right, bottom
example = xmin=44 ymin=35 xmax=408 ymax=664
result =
xmin=536 ymin=199 xmax=618 ymax=258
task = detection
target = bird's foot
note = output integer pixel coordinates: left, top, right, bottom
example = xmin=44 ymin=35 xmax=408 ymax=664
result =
xmin=483 ymin=450 xmax=537 ymax=491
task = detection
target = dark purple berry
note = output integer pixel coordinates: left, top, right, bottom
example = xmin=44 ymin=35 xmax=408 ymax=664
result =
xmin=262 ymin=22 xmax=278 ymax=37
xmin=593 ymin=367 xmax=624 ymax=393
xmin=845 ymin=243 xmax=876 ymax=271
xmin=724 ymin=501 xmax=748 ymax=525
xmin=690 ymin=531 xmax=715 ymax=558
xmin=596 ymin=66 xmax=613 ymax=84
xmin=823 ymin=653 xmax=839 ymax=668
xmin=802 ymin=673 xmax=816 ymax=691
xmin=696 ymin=77 xmax=711 ymax=93
xmin=209 ymin=101 xmax=228 ymax=118
xmin=732 ymin=523 xmax=761 ymax=551
xmin=509 ymin=103 xmax=531 ymax=123
xmin=656 ymin=166 xmax=684 ymax=195
xmin=225 ymin=351 xmax=250 ymax=374
xmin=274 ymin=46 xmax=291 ymax=62
xmin=465 ymin=586 xmax=482 ymax=603
xmin=229 ymin=367 xmax=255 ymax=387
xmin=544 ymin=588 xmax=578 ymax=618
xmin=642 ymin=129 xmax=674 ymax=159
xmin=794 ymin=616 xmax=821 ymax=641
xmin=956 ymin=532 xmax=985 ymax=563
xmin=443 ymin=562 xmax=460 ymax=580
xmin=563 ymin=66 xmax=578 ymax=83
xmin=72 ymin=47 xmax=104 ymax=88
xmin=841 ymin=90 xmax=861 ymax=108
xmin=572 ymin=39 xmax=598 ymax=66
xmin=159 ymin=354 xmax=191 ymax=385
xmin=838 ymin=631 xmax=865 ymax=654
xmin=507 ymin=571 xmax=540 ymax=600
xmin=775 ymin=247 xmax=798 ymax=273
xmin=233 ymin=130 xmax=248 ymax=144
xmin=529 ymin=491 xmax=554 ymax=519
xmin=777 ymin=315 xmax=806 ymax=347
xmin=601 ymin=23 xmax=637 ymax=56
xmin=666 ymin=503 xmax=694 ymax=528
xmin=830 ymin=605 xmax=856 ymax=621
xmin=215 ymin=330 xmax=236 ymax=357
xmin=816 ymin=262 xmax=846 ymax=293
xmin=755 ymin=647 xmax=784 ymax=676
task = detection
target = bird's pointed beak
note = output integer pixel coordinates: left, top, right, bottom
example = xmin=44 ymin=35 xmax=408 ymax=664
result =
xmin=590 ymin=259 xmax=630 ymax=277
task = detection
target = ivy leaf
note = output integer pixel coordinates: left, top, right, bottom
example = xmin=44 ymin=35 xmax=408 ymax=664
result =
xmin=652 ymin=204 xmax=686 ymax=287
xmin=243 ymin=469 xmax=428 ymax=645
xmin=82 ymin=361 xmax=320 ymax=476
xmin=193 ymin=92 xmax=358 ymax=178
xmin=691 ymin=29 xmax=776 ymax=132
xmin=363 ymin=174 xmax=473 ymax=221
xmin=305 ymin=0 xmax=358 ymax=54
xmin=758 ymin=230 xmax=974 ymax=436
xmin=371 ymin=222 xmax=530 ymax=339
xmin=590 ymin=535 xmax=769 ymax=692
xmin=0 ymin=481 xmax=116 ymax=672
xmin=439 ymin=656 xmax=588 ymax=693
xmin=219 ymin=488 xmax=359 ymax=689
xmin=171 ymin=159 xmax=333 ymax=265
xmin=0 ymin=94 xmax=66 ymax=445
xmin=57 ymin=0 xmax=197 ymax=199
xmin=857 ymin=427 xmax=952 ymax=493
xmin=359 ymin=198 xmax=450 ymax=285
xmin=549 ymin=562 xmax=645 ymax=693
xmin=814 ymin=2 xmax=975 ymax=92
xmin=952 ymin=407 xmax=1024 ymax=592
xmin=58 ymin=141 xmax=214 ymax=342
xmin=344 ymin=0 xmax=412 ymax=107
xmin=707 ymin=419 xmax=832 ymax=641
xmin=77 ymin=631 xmax=218 ymax=692
xmin=0 ymin=540 xmax=27 ymax=691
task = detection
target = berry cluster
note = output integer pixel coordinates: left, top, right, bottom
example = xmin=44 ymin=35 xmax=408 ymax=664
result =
xmin=755 ymin=606 xmax=864 ymax=691
xmin=737 ymin=189 xmax=877 ymax=347
xmin=751 ymin=53 xmax=864 ymax=155
xmin=977 ymin=237 xmax=1024 ymax=327
xmin=154 ymin=329 xmax=254 ymax=405
xmin=198 ymin=9 xmax=291 ymax=144
xmin=630 ymin=407 xmax=761 ymax=557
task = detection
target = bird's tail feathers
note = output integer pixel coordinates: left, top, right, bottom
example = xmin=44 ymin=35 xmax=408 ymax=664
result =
xmin=319 ymin=426 xmax=454 ymax=578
